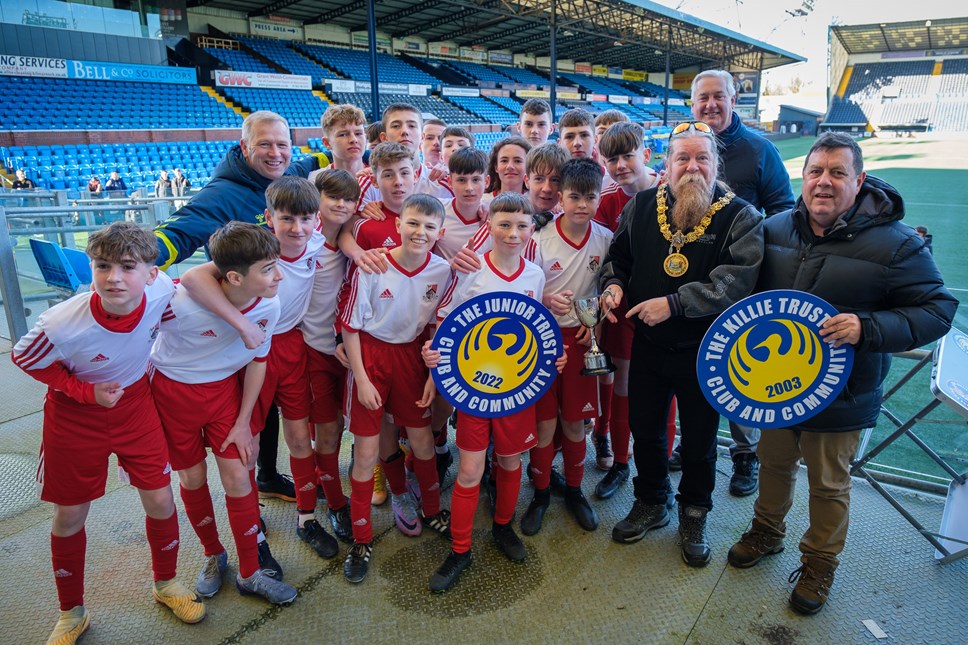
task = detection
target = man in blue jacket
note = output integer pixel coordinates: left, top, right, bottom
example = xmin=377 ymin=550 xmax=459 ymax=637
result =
xmin=726 ymin=132 xmax=956 ymax=614
xmin=154 ymin=111 xmax=327 ymax=521
xmin=669 ymin=70 xmax=796 ymax=496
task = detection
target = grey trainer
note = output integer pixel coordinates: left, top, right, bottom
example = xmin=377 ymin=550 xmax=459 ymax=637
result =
xmin=236 ymin=569 xmax=297 ymax=605
xmin=195 ymin=551 xmax=228 ymax=598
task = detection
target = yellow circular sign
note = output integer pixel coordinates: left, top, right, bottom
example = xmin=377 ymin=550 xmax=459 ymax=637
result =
xmin=457 ymin=317 xmax=538 ymax=395
xmin=728 ymin=319 xmax=822 ymax=403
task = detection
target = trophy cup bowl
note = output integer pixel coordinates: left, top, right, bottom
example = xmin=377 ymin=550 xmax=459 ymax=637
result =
xmin=573 ymin=296 xmax=617 ymax=376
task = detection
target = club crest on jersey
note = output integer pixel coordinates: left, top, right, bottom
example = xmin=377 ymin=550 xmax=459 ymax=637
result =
xmin=307 ymin=257 xmax=314 ymax=270
xmin=424 ymin=284 xmax=438 ymax=302
xmin=257 ymin=319 xmax=269 ymax=331
xmin=150 ymin=324 xmax=160 ymax=341
xmin=588 ymin=256 xmax=601 ymax=272
xmin=431 ymin=292 xmax=562 ymax=418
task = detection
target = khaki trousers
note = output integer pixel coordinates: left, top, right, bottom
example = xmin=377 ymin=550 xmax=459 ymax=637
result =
xmin=753 ymin=428 xmax=861 ymax=565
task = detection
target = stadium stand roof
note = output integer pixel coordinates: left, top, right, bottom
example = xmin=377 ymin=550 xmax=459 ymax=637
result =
xmin=188 ymin=0 xmax=804 ymax=72
xmin=831 ymin=16 xmax=968 ymax=55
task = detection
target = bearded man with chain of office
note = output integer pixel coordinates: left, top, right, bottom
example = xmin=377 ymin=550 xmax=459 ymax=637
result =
xmin=598 ymin=122 xmax=764 ymax=566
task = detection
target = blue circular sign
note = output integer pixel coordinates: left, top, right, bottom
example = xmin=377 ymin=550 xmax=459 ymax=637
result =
xmin=432 ymin=292 xmax=562 ymax=418
xmin=697 ymin=290 xmax=854 ymax=429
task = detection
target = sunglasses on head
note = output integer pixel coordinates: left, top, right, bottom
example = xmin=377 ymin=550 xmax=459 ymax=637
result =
xmin=671 ymin=121 xmax=713 ymax=136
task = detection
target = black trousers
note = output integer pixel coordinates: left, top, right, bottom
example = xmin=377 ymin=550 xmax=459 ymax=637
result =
xmin=257 ymin=403 xmax=281 ymax=479
xmin=627 ymin=337 xmax=720 ymax=511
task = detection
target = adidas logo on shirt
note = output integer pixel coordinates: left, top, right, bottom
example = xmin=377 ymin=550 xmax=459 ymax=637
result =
xmin=200 ymin=329 xmax=217 ymax=337
xmin=380 ymin=289 xmax=394 ymax=300
xmin=525 ymin=433 xmax=535 ymax=442
xmin=382 ymin=236 xmax=395 ymax=247
xmin=582 ymin=402 xmax=595 ymax=412
xmin=90 ymin=353 xmax=109 ymax=362
xmin=550 ymin=261 xmax=564 ymax=272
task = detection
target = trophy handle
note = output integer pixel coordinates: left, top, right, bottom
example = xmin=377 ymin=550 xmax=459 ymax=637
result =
xmin=598 ymin=294 xmax=613 ymax=323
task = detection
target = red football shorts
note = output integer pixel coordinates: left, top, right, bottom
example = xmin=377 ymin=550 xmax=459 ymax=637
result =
xmin=456 ymin=406 xmax=538 ymax=457
xmin=39 ymin=375 xmax=171 ymax=505
xmin=347 ymin=333 xmax=431 ymax=437
xmin=151 ymin=369 xmax=246 ymax=470
xmin=536 ymin=326 xmax=600 ymax=422
xmin=307 ymin=346 xmax=347 ymax=425
xmin=252 ymin=327 xmax=311 ymax=427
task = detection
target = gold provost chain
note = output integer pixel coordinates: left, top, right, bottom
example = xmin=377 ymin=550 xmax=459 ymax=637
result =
xmin=656 ymin=183 xmax=734 ymax=277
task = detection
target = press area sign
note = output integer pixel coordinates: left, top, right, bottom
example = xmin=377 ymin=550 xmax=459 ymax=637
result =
xmin=697 ymin=290 xmax=854 ymax=429
xmin=431 ymin=292 xmax=562 ymax=418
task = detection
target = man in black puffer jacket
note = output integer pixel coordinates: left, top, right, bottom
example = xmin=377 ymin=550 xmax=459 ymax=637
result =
xmin=726 ymin=132 xmax=957 ymax=615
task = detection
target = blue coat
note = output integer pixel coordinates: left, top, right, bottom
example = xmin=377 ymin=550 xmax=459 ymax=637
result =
xmin=758 ymin=176 xmax=957 ymax=431
xmin=154 ymin=145 xmax=321 ymax=269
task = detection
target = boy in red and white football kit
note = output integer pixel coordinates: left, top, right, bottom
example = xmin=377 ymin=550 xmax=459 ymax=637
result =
xmin=522 ymin=158 xmax=613 ymax=536
xmin=340 ymin=194 xmax=453 ymax=584
xmin=309 ymin=104 xmax=367 ymax=183
xmin=181 ymin=177 xmax=340 ymax=563
xmin=558 ymin=108 xmax=596 ymax=161
xmin=150 ymin=222 xmax=297 ymax=605
xmin=424 ymin=193 xmax=566 ymax=592
xmin=435 ymin=147 xmax=488 ymax=261
xmin=592 ymin=122 xmax=661 ymax=499
xmin=300 ymin=170 xmax=359 ymax=543
xmin=12 ymin=222 xmax=203 ymax=645
xmin=358 ymin=103 xmax=452 ymax=210
xmin=593 ymin=109 xmax=631 ymax=190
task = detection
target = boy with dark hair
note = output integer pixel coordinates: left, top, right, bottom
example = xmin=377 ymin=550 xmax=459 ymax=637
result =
xmin=558 ymin=108 xmax=596 ymax=160
xmin=181 ymin=177 xmax=340 ymax=566
xmin=519 ymin=98 xmax=555 ymax=147
xmin=150 ymin=221 xmax=297 ymax=605
xmin=302 ymin=169 xmax=361 ymax=542
xmin=424 ymin=192 xmax=566 ymax=591
xmin=592 ymin=121 xmax=660 ymax=495
xmin=526 ymin=142 xmax=568 ymax=221
xmin=521 ymin=157 xmax=612 ymax=535
xmin=422 ymin=118 xmax=448 ymax=167
xmin=594 ymin=109 xmax=632 ymax=188
xmin=438 ymin=146 xmax=489 ymax=261
xmin=441 ymin=126 xmax=475 ymax=164
xmin=13 ymin=222 xmax=203 ymax=645
xmin=366 ymin=122 xmax=384 ymax=150
xmin=341 ymin=194 xmax=453 ymax=583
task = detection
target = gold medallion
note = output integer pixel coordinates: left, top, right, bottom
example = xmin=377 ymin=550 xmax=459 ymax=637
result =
xmin=664 ymin=252 xmax=689 ymax=277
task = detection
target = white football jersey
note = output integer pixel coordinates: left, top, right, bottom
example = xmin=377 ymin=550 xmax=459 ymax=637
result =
xmin=301 ymin=241 xmax=348 ymax=355
xmin=434 ymin=199 xmax=485 ymax=261
xmin=150 ymin=283 xmax=279 ymax=384
xmin=533 ymin=217 xmax=613 ymax=328
xmin=436 ymin=252 xmax=545 ymax=324
xmin=341 ymin=252 xmax=452 ymax=343
xmin=13 ymin=273 xmax=175 ymax=388
xmin=276 ymin=228 xmax=326 ymax=334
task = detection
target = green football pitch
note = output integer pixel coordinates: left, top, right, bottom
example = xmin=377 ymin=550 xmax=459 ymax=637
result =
xmin=750 ymin=136 xmax=968 ymax=485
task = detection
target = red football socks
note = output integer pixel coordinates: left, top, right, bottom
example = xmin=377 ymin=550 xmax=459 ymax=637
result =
xmin=51 ymin=529 xmax=86 ymax=610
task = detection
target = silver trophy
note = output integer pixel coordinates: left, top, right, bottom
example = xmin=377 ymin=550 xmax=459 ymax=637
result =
xmin=573 ymin=296 xmax=617 ymax=376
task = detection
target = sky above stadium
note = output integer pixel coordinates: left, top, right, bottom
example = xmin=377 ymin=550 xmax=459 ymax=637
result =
xmin=650 ymin=0 xmax=965 ymax=90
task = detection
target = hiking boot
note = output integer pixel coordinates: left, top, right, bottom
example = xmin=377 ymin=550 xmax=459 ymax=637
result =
xmin=430 ymin=550 xmax=473 ymax=592
xmin=257 ymin=540 xmax=283 ymax=579
xmin=520 ymin=487 xmax=551 ymax=536
xmin=729 ymin=453 xmax=760 ymax=497
xmin=594 ymin=433 xmax=614 ymax=471
xmin=492 ymin=521 xmax=527 ymax=562
xmin=391 ymin=491 xmax=422 ymax=537
xmin=371 ymin=463 xmax=387 ymax=506
xmin=195 ymin=551 xmax=228 ymax=598
xmin=564 ymin=486 xmax=599 ymax=531
xmin=421 ymin=509 xmax=452 ymax=539
xmin=789 ymin=559 xmax=837 ymax=615
xmin=728 ymin=520 xmax=785 ymax=568
xmin=677 ymin=505 xmax=711 ymax=567
xmin=257 ymin=472 xmax=296 ymax=502
xmin=152 ymin=580 xmax=206 ymax=624
xmin=343 ymin=542 xmax=373 ymax=583
xmin=297 ymin=519 xmax=339 ymax=558
xmin=612 ymin=499 xmax=670 ymax=544
xmin=46 ymin=606 xmax=90 ymax=645
xmin=595 ymin=462 xmax=630 ymax=500
xmin=668 ymin=445 xmax=682 ymax=472
xmin=236 ymin=569 xmax=297 ymax=605
xmin=327 ymin=504 xmax=353 ymax=543
xmin=436 ymin=447 xmax=454 ymax=484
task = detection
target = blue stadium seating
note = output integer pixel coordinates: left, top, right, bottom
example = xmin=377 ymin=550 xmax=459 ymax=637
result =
xmin=294 ymin=44 xmax=440 ymax=86
xmin=0 ymin=76 xmax=241 ymax=130
xmin=236 ymin=35 xmax=340 ymax=81
xmin=219 ymin=87 xmax=328 ymax=128
xmin=489 ymin=65 xmax=549 ymax=86
xmin=204 ymin=47 xmax=278 ymax=74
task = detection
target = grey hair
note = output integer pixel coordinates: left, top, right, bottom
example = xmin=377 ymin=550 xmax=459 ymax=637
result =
xmin=691 ymin=70 xmax=737 ymax=101
xmin=242 ymin=111 xmax=290 ymax=147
